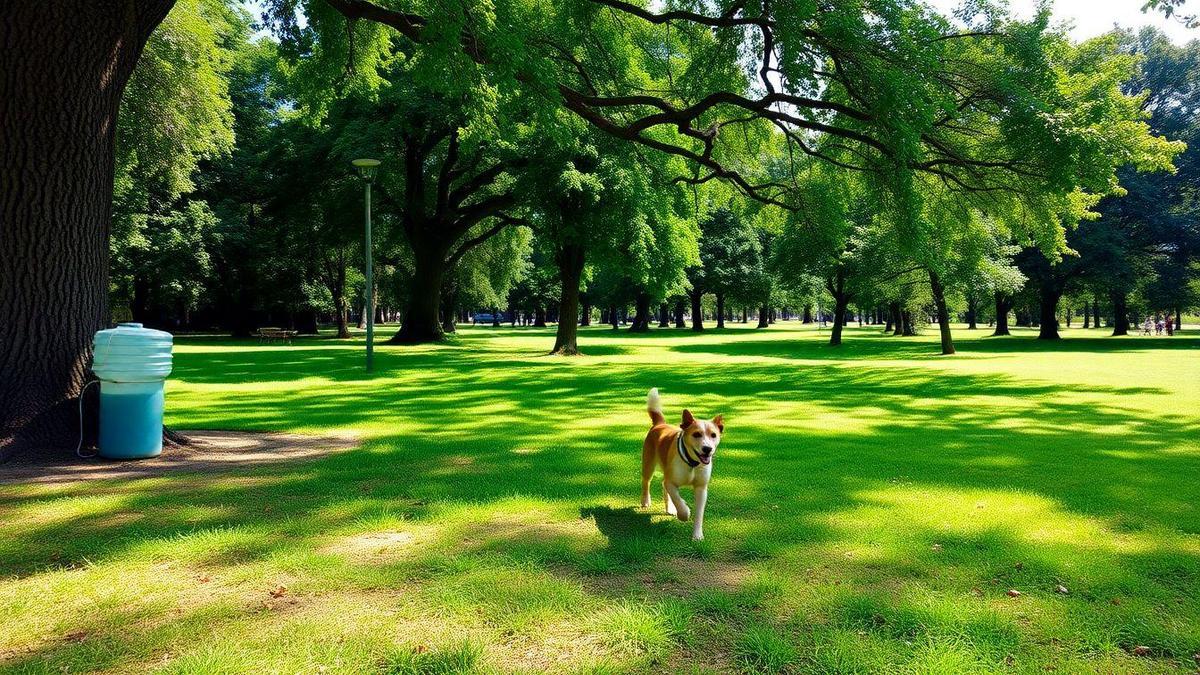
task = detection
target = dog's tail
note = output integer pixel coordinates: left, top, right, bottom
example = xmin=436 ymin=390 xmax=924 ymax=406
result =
xmin=647 ymin=387 xmax=666 ymax=426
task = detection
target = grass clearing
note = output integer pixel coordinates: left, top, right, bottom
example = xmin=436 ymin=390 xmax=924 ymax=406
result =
xmin=2 ymin=323 xmax=1199 ymax=672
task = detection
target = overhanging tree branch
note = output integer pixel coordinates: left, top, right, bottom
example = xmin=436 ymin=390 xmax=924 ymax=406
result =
xmin=315 ymin=0 xmax=1057 ymax=211
xmin=445 ymin=216 xmax=528 ymax=268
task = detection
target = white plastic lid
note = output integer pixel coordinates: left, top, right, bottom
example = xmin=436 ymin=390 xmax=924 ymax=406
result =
xmin=92 ymin=323 xmax=173 ymax=382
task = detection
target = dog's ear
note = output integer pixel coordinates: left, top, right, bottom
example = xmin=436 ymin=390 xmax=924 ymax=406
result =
xmin=712 ymin=414 xmax=724 ymax=432
xmin=681 ymin=409 xmax=695 ymax=428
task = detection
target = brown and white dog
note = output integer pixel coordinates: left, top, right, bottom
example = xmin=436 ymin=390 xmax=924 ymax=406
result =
xmin=641 ymin=388 xmax=723 ymax=540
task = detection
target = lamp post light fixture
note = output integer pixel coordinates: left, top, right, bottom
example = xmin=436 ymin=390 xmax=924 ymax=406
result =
xmin=352 ymin=158 xmax=381 ymax=373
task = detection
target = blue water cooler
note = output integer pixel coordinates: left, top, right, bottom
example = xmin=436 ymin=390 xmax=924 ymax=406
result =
xmin=91 ymin=323 xmax=174 ymax=459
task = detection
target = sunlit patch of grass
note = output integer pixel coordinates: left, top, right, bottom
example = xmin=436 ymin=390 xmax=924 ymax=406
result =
xmin=593 ymin=600 xmax=678 ymax=661
xmin=734 ymin=623 xmax=799 ymax=673
xmin=380 ymin=641 xmax=483 ymax=675
xmin=2 ymin=323 xmax=1199 ymax=672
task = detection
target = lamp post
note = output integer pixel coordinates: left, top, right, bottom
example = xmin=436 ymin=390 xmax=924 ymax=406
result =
xmin=352 ymin=158 xmax=381 ymax=373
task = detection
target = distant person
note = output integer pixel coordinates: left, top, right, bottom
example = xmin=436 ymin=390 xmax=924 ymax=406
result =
xmin=1143 ymin=318 xmax=1154 ymax=336
xmin=1156 ymin=318 xmax=1165 ymax=335
xmin=1166 ymin=321 xmax=1174 ymax=337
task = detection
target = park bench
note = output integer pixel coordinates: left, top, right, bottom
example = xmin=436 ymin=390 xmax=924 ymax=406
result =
xmin=256 ymin=327 xmax=298 ymax=344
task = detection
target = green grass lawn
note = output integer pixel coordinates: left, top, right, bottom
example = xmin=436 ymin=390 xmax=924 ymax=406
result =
xmin=2 ymin=323 xmax=1199 ymax=673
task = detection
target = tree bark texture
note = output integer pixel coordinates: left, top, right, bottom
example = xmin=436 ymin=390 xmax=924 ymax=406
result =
xmin=391 ymin=252 xmax=446 ymax=343
xmin=829 ymin=270 xmax=849 ymax=347
xmin=1110 ymin=291 xmax=1130 ymax=336
xmin=928 ymin=271 xmax=956 ymax=355
xmin=992 ymin=293 xmax=1012 ymax=336
xmin=551 ymin=244 xmax=584 ymax=354
xmin=1037 ymin=281 xmax=1063 ymax=340
xmin=1 ymin=1 xmax=177 ymax=458
xmin=629 ymin=292 xmax=651 ymax=332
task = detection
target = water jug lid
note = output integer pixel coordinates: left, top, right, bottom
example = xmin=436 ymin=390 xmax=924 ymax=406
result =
xmin=118 ymin=322 xmax=144 ymax=329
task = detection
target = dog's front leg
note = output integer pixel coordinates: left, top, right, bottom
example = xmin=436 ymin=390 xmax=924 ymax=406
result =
xmin=664 ymin=481 xmax=690 ymax=521
xmin=691 ymin=484 xmax=708 ymax=540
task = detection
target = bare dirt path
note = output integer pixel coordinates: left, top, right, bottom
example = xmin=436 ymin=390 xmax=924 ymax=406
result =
xmin=0 ymin=430 xmax=359 ymax=485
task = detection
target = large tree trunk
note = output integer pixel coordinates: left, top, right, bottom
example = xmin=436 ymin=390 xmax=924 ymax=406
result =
xmin=992 ymin=293 xmax=1012 ymax=336
xmin=715 ymin=293 xmax=726 ymax=329
xmin=1037 ymin=281 xmax=1062 ymax=340
xmin=829 ymin=295 xmax=850 ymax=346
xmin=674 ymin=299 xmax=686 ymax=328
xmin=1175 ymin=307 xmax=1182 ymax=331
xmin=825 ymin=267 xmax=854 ymax=343
xmin=551 ymin=244 xmax=584 ymax=355
xmin=1093 ymin=296 xmax=1102 ymax=328
xmin=658 ymin=303 xmax=670 ymax=328
xmin=928 ymin=271 xmax=956 ymax=355
xmin=332 ymin=259 xmax=351 ymax=338
xmin=1082 ymin=300 xmax=1090 ymax=329
xmin=966 ymin=295 xmax=978 ymax=330
xmin=334 ymin=295 xmax=351 ymax=338
xmin=757 ymin=304 xmax=769 ymax=329
xmin=1 ymin=1 xmax=175 ymax=458
xmin=802 ymin=304 xmax=813 ymax=323
xmin=829 ymin=271 xmax=850 ymax=347
xmin=391 ymin=253 xmax=446 ymax=343
xmin=690 ymin=291 xmax=704 ymax=331
xmin=629 ymin=292 xmax=651 ymax=332
xmin=1110 ymin=291 xmax=1130 ymax=336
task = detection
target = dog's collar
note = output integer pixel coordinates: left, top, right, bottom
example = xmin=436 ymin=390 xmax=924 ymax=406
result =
xmin=677 ymin=431 xmax=701 ymax=468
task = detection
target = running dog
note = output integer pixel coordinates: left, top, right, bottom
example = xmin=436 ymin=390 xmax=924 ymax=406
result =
xmin=641 ymin=388 xmax=723 ymax=540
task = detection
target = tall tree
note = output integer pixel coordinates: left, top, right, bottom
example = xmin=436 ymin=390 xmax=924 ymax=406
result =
xmin=322 ymin=75 xmax=533 ymax=344
xmin=1 ymin=0 xmax=206 ymax=456
xmin=528 ymin=131 xmax=691 ymax=353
